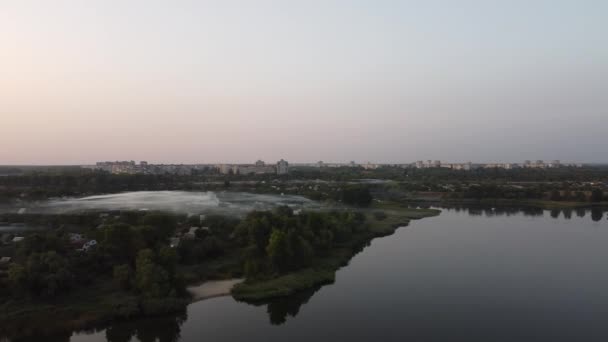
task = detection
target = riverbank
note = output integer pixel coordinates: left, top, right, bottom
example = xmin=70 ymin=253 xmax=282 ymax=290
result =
xmin=405 ymin=198 xmax=608 ymax=210
xmin=0 ymin=205 xmax=440 ymax=340
xmin=188 ymin=279 xmax=244 ymax=302
xmin=232 ymin=205 xmax=440 ymax=301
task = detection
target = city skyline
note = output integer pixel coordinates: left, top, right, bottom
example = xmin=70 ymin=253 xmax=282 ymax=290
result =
xmin=2 ymin=1 xmax=607 ymax=164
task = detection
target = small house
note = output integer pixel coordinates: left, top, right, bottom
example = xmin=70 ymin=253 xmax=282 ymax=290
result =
xmin=1 ymin=233 xmax=13 ymax=245
xmin=184 ymin=227 xmax=200 ymax=240
xmin=69 ymin=233 xmax=85 ymax=244
xmin=82 ymin=240 xmax=97 ymax=251
xmin=169 ymin=237 xmax=181 ymax=248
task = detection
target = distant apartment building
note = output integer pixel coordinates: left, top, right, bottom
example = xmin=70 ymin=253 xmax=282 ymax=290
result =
xmin=415 ymin=160 xmax=446 ymax=169
xmin=410 ymin=159 xmax=573 ymax=171
xmin=483 ymin=163 xmax=515 ymax=169
xmin=218 ymin=159 xmax=289 ymax=175
xmin=549 ymin=160 xmax=561 ymax=168
xmin=91 ymin=161 xmax=193 ymax=175
xmin=218 ymin=164 xmax=240 ymax=175
xmin=522 ymin=160 xmax=552 ymax=169
xmin=450 ymin=162 xmax=473 ymax=170
xmin=277 ymin=159 xmax=289 ymax=175
xmin=362 ymin=162 xmax=379 ymax=170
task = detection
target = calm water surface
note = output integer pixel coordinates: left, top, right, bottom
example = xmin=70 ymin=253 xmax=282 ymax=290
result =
xmin=26 ymin=207 xmax=608 ymax=341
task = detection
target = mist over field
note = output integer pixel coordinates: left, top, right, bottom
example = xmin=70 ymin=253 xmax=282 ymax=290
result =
xmin=3 ymin=191 xmax=320 ymax=216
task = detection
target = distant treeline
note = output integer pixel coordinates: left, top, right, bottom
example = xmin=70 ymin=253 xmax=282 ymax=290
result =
xmin=291 ymin=165 xmax=608 ymax=182
xmin=0 ymin=171 xmax=204 ymax=201
xmin=0 ymin=205 xmax=376 ymax=332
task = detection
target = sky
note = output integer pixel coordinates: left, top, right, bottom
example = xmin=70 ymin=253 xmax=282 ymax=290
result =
xmin=1 ymin=0 xmax=607 ymax=165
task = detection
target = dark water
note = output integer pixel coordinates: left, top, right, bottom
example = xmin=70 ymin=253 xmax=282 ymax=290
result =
xmin=17 ymin=207 xmax=608 ymax=341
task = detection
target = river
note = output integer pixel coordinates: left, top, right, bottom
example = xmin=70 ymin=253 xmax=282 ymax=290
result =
xmin=12 ymin=206 xmax=608 ymax=341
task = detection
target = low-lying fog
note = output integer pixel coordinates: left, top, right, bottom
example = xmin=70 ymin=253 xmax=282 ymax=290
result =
xmin=5 ymin=191 xmax=320 ymax=216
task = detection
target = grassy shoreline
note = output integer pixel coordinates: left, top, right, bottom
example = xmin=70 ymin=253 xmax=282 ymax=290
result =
xmin=232 ymin=206 xmax=440 ymax=301
xmin=404 ymin=198 xmax=608 ymax=210
xmin=0 ymin=205 xmax=440 ymax=339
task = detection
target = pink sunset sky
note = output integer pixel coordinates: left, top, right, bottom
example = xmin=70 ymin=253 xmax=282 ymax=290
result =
xmin=2 ymin=1 xmax=607 ymax=164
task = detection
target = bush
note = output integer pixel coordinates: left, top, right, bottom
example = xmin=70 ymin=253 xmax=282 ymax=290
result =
xmin=140 ymin=297 xmax=188 ymax=315
xmin=106 ymin=296 xmax=140 ymax=318
xmin=373 ymin=211 xmax=387 ymax=221
xmin=113 ymin=264 xmax=132 ymax=290
xmin=591 ymin=189 xmax=604 ymax=202
xmin=341 ymin=186 xmax=373 ymax=207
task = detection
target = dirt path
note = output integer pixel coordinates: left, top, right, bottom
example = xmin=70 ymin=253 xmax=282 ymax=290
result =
xmin=187 ymin=279 xmax=244 ymax=302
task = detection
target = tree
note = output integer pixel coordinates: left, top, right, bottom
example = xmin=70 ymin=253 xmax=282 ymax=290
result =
xmin=266 ymin=229 xmax=291 ymax=273
xmin=7 ymin=264 xmax=27 ymax=295
xmin=574 ymin=191 xmax=587 ymax=202
xmin=18 ymin=251 xmax=73 ymax=297
xmin=288 ymin=231 xmax=314 ymax=269
xmin=100 ymin=223 xmax=136 ymax=262
xmin=550 ymin=190 xmax=562 ymax=201
xmin=341 ymin=186 xmax=373 ymax=207
xmin=135 ymin=249 xmax=171 ymax=298
xmin=113 ymin=264 xmax=132 ymax=290
xmin=140 ymin=213 xmax=177 ymax=238
xmin=591 ymin=189 xmax=604 ymax=202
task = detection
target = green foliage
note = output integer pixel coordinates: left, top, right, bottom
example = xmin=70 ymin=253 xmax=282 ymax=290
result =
xmin=8 ymin=251 xmax=73 ymax=297
xmin=237 ymin=208 xmax=367 ymax=279
xmin=16 ymin=233 xmax=67 ymax=259
xmin=105 ymin=296 xmax=140 ymax=319
xmin=140 ymin=297 xmax=188 ymax=316
xmin=341 ymin=186 xmax=373 ymax=207
xmin=550 ymin=190 xmax=562 ymax=201
xmin=113 ymin=264 xmax=132 ymax=290
xmin=7 ymin=264 xmax=27 ymax=293
xmin=266 ymin=230 xmax=290 ymax=273
xmin=591 ymin=189 xmax=604 ymax=202
xmin=135 ymin=249 xmax=172 ymax=298
xmin=140 ymin=213 xmax=178 ymax=238
xmin=99 ymin=223 xmax=136 ymax=262
xmin=373 ymin=211 xmax=387 ymax=221
xmin=233 ymin=268 xmax=336 ymax=301
xmin=574 ymin=191 xmax=587 ymax=202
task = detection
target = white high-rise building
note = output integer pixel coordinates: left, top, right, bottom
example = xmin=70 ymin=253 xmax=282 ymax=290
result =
xmin=277 ymin=159 xmax=289 ymax=175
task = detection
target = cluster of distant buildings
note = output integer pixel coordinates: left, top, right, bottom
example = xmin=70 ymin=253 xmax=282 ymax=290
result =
xmin=218 ymin=159 xmax=289 ymax=175
xmin=87 ymin=159 xmax=290 ymax=176
xmin=87 ymin=161 xmax=197 ymax=175
xmin=413 ymin=160 xmax=582 ymax=170
xmin=415 ymin=160 xmax=473 ymax=170
xmin=298 ymin=161 xmax=378 ymax=169
xmin=84 ymin=158 xmax=584 ymax=175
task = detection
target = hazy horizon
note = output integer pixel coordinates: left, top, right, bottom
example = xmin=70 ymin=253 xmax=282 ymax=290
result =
xmin=2 ymin=1 xmax=607 ymax=165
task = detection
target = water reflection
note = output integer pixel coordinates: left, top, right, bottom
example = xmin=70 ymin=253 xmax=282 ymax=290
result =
xmin=591 ymin=208 xmax=604 ymax=222
xmin=104 ymin=313 xmax=187 ymax=342
xmin=576 ymin=208 xmax=586 ymax=218
xmin=438 ymin=204 xmax=605 ymax=223
xmin=3 ymin=205 xmax=608 ymax=342
xmin=563 ymin=208 xmax=573 ymax=220
xmin=260 ymin=287 xmax=320 ymax=325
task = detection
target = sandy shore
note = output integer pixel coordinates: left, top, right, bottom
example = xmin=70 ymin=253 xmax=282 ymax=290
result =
xmin=187 ymin=279 xmax=244 ymax=302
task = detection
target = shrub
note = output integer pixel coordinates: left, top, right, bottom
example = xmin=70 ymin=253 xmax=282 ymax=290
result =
xmin=373 ymin=211 xmax=387 ymax=221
